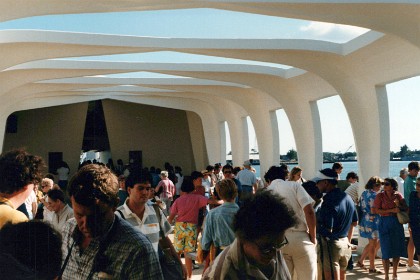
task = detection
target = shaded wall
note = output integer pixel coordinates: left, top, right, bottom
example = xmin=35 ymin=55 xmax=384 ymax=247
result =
xmin=102 ymin=99 xmax=198 ymax=173
xmin=3 ymin=102 xmax=88 ymax=176
xmin=2 ymin=99 xmax=206 ymax=177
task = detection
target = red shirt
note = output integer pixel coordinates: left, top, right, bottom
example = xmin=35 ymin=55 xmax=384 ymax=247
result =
xmin=373 ymin=191 xmax=403 ymax=216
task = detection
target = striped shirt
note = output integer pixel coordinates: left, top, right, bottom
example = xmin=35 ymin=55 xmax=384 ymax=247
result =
xmin=61 ymin=216 xmax=163 ymax=280
xmin=156 ymin=178 xmax=175 ymax=199
xmin=116 ymin=202 xmax=172 ymax=253
xmin=345 ymin=183 xmax=359 ymax=204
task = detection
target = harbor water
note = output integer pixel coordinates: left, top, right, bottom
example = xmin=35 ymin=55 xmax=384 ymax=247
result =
xmin=252 ymin=161 xmax=412 ymax=179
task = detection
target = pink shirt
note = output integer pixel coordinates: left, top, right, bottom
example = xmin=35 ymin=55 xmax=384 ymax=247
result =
xmin=157 ymin=178 xmax=175 ymax=199
xmin=171 ymin=193 xmax=208 ymax=224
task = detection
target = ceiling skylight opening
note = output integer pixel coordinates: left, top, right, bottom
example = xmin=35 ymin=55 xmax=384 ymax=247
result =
xmin=92 ymin=72 xmax=191 ymax=79
xmin=0 ymin=8 xmax=369 ymax=43
xmin=56 ymin=52 xmax=294 ymax=69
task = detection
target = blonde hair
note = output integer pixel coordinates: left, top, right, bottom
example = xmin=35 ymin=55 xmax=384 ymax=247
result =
xmin=289 ymin=166 xmax=302 ymax=181
xmin=41 ymin=178 xmax=54 ymax=188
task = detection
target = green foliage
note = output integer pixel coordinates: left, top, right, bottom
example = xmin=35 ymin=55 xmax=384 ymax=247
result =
xmin=286 ymin=149 xmax=298 ymax=161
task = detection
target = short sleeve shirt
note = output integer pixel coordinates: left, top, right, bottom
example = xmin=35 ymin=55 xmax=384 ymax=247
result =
xmin=267 ymin=179 xmax=314 ymax=232
xmin=116 ymin=202 xmax=172 ymax=253
xmin=373 ymin=191 xmax=403 ymax=216
xmin=236 ymin=169 xmax=257 ymax=186
xmin=318 ymin=188 xmax=357 ymax=239
xmin=170 ymin=193 xmax=208 ymax=224
xmin=404 ymin=175 xmax=417 ymax=205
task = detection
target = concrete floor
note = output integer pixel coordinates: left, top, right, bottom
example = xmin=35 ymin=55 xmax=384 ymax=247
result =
xmin=170 ymin=231 xmax=420 ymax=280
xmin=184 ymin=254 xmax=420 ymax=280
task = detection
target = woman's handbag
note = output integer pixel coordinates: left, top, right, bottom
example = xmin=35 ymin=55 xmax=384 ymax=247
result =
xmin=397 ymin=210 xmax=409 ymax=224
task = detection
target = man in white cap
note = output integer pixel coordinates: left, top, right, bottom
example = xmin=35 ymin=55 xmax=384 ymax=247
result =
xmin=236 ymin=160 xmax=257 ymax=201
xmin=314 ymin=168 xmax=358 ymax=280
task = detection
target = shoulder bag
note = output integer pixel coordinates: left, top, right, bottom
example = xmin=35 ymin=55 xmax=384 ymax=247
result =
xmin=152 ymin=204 xmax=184 ymax=280
xmin=397 ymin=209 xmax=409 ymax=224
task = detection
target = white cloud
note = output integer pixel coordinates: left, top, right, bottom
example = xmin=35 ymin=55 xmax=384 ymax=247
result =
xmin=300 ymin=22 xmax=369 ymax=42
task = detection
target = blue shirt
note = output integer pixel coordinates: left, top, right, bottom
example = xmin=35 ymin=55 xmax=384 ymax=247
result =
xmin=237 ymin=169 xmax=256 ymax=186
xmin=409 ymin=191 xmax=420 ymax=231
xmin=404 ymin=174 xmax=417 ymax=206
xmin=318 ymin=188 xmax=357 ymax=240
xmin=201 ymin=202 xmax=239 ymax=250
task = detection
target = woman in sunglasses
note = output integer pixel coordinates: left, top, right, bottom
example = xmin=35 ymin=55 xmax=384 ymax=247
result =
xmin=203 ymin=190 xmax=297 ymax=280
xmin=372 ymin=178 xmax=408 ymax=280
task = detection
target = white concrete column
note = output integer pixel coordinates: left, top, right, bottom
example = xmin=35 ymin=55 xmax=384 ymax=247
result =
xmin=219 ymin=121 xmax=227 ymax=164
xmin=241 ymin=116 xmax=249 ymax=164
xmin=250 ymin=109 xmax=275 ymax=175
xmin=270 ymin=110 xmax=280 ymax=166
xmin=186 ymin=111 xmax=208 ymax=170
xmin=311 ymin=100 xmax=324 ymax=174
xmin=0 ymin=113 xmax=8 ymax=153
xmin=280 ymin=99 xmax=322 ymax=179
xmin=226 ymin=117 xmax=246 ymax=167
xmin=340 ymin=86 xmax=383 ymax=185
xmin=376 ymin=85 xmax=391 ymax=179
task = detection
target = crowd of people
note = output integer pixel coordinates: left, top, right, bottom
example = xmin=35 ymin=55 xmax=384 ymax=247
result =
xmin=1 ymin=148 xmax=420 ymax=280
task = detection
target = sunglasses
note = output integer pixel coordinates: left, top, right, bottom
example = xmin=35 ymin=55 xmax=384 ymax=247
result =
xmin=223 ymin=171 xmax=232 ymax=174
xmin=254 ymin=236 xmax=289 ymax=254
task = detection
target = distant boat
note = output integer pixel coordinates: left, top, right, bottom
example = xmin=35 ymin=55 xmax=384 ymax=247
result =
xmin=225 ymin=152 xmax=261 ymax=165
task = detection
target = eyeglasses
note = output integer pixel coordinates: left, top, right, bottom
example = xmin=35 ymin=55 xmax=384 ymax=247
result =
xmin=254 ymin=236 xmax=289 ymax=254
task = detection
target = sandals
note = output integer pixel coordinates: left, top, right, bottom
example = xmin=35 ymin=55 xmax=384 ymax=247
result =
xmin=357 ymin=260 xmax=366 ymax=270
xmin=369 ymin=268 xmax=383 ymax=274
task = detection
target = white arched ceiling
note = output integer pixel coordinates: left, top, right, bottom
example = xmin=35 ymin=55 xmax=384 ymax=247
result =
xmin=0 ymin=1 xmax=418 ymax=180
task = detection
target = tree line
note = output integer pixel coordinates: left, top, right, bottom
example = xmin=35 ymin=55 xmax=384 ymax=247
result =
xmin=282 ymin=145 xmax=420 ymax=162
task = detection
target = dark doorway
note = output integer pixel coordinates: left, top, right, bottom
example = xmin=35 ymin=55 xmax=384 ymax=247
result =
xmin=81 ymin=100 xmax=110 ymax=152
xmin=48 ymin=152 xmax=63 ymax=174
xmin=129 ymin=150 xmax=142 ymax=167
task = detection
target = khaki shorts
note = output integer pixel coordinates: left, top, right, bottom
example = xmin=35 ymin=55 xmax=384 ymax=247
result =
xmin=318 ymin=237 xmax=352 ymax=273
xmin=174 ymin=222 xmax=198 ymax=253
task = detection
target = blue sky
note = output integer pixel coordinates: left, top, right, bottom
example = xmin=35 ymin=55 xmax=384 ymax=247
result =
xmin=0 ymin=9 xmax=418 ymax=154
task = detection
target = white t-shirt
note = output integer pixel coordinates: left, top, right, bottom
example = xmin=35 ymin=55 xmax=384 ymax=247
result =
xmin=267 ymin=179 xmax=314 ymax=232
xmin=395 ymin=176 xmax=405 ymax=198
xmin=175 ymin=173 xmax=184 ymax=195
xmin=202 ymin=177 xmax=211 ymax=193
xmin=24 ymin=191 xmax=37 ymax=220
xmin=57 ymin=167 xmax=70 ymax=181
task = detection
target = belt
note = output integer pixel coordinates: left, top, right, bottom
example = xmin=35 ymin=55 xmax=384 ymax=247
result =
xmin=321 ymin=236 xmax=347 ymax=241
